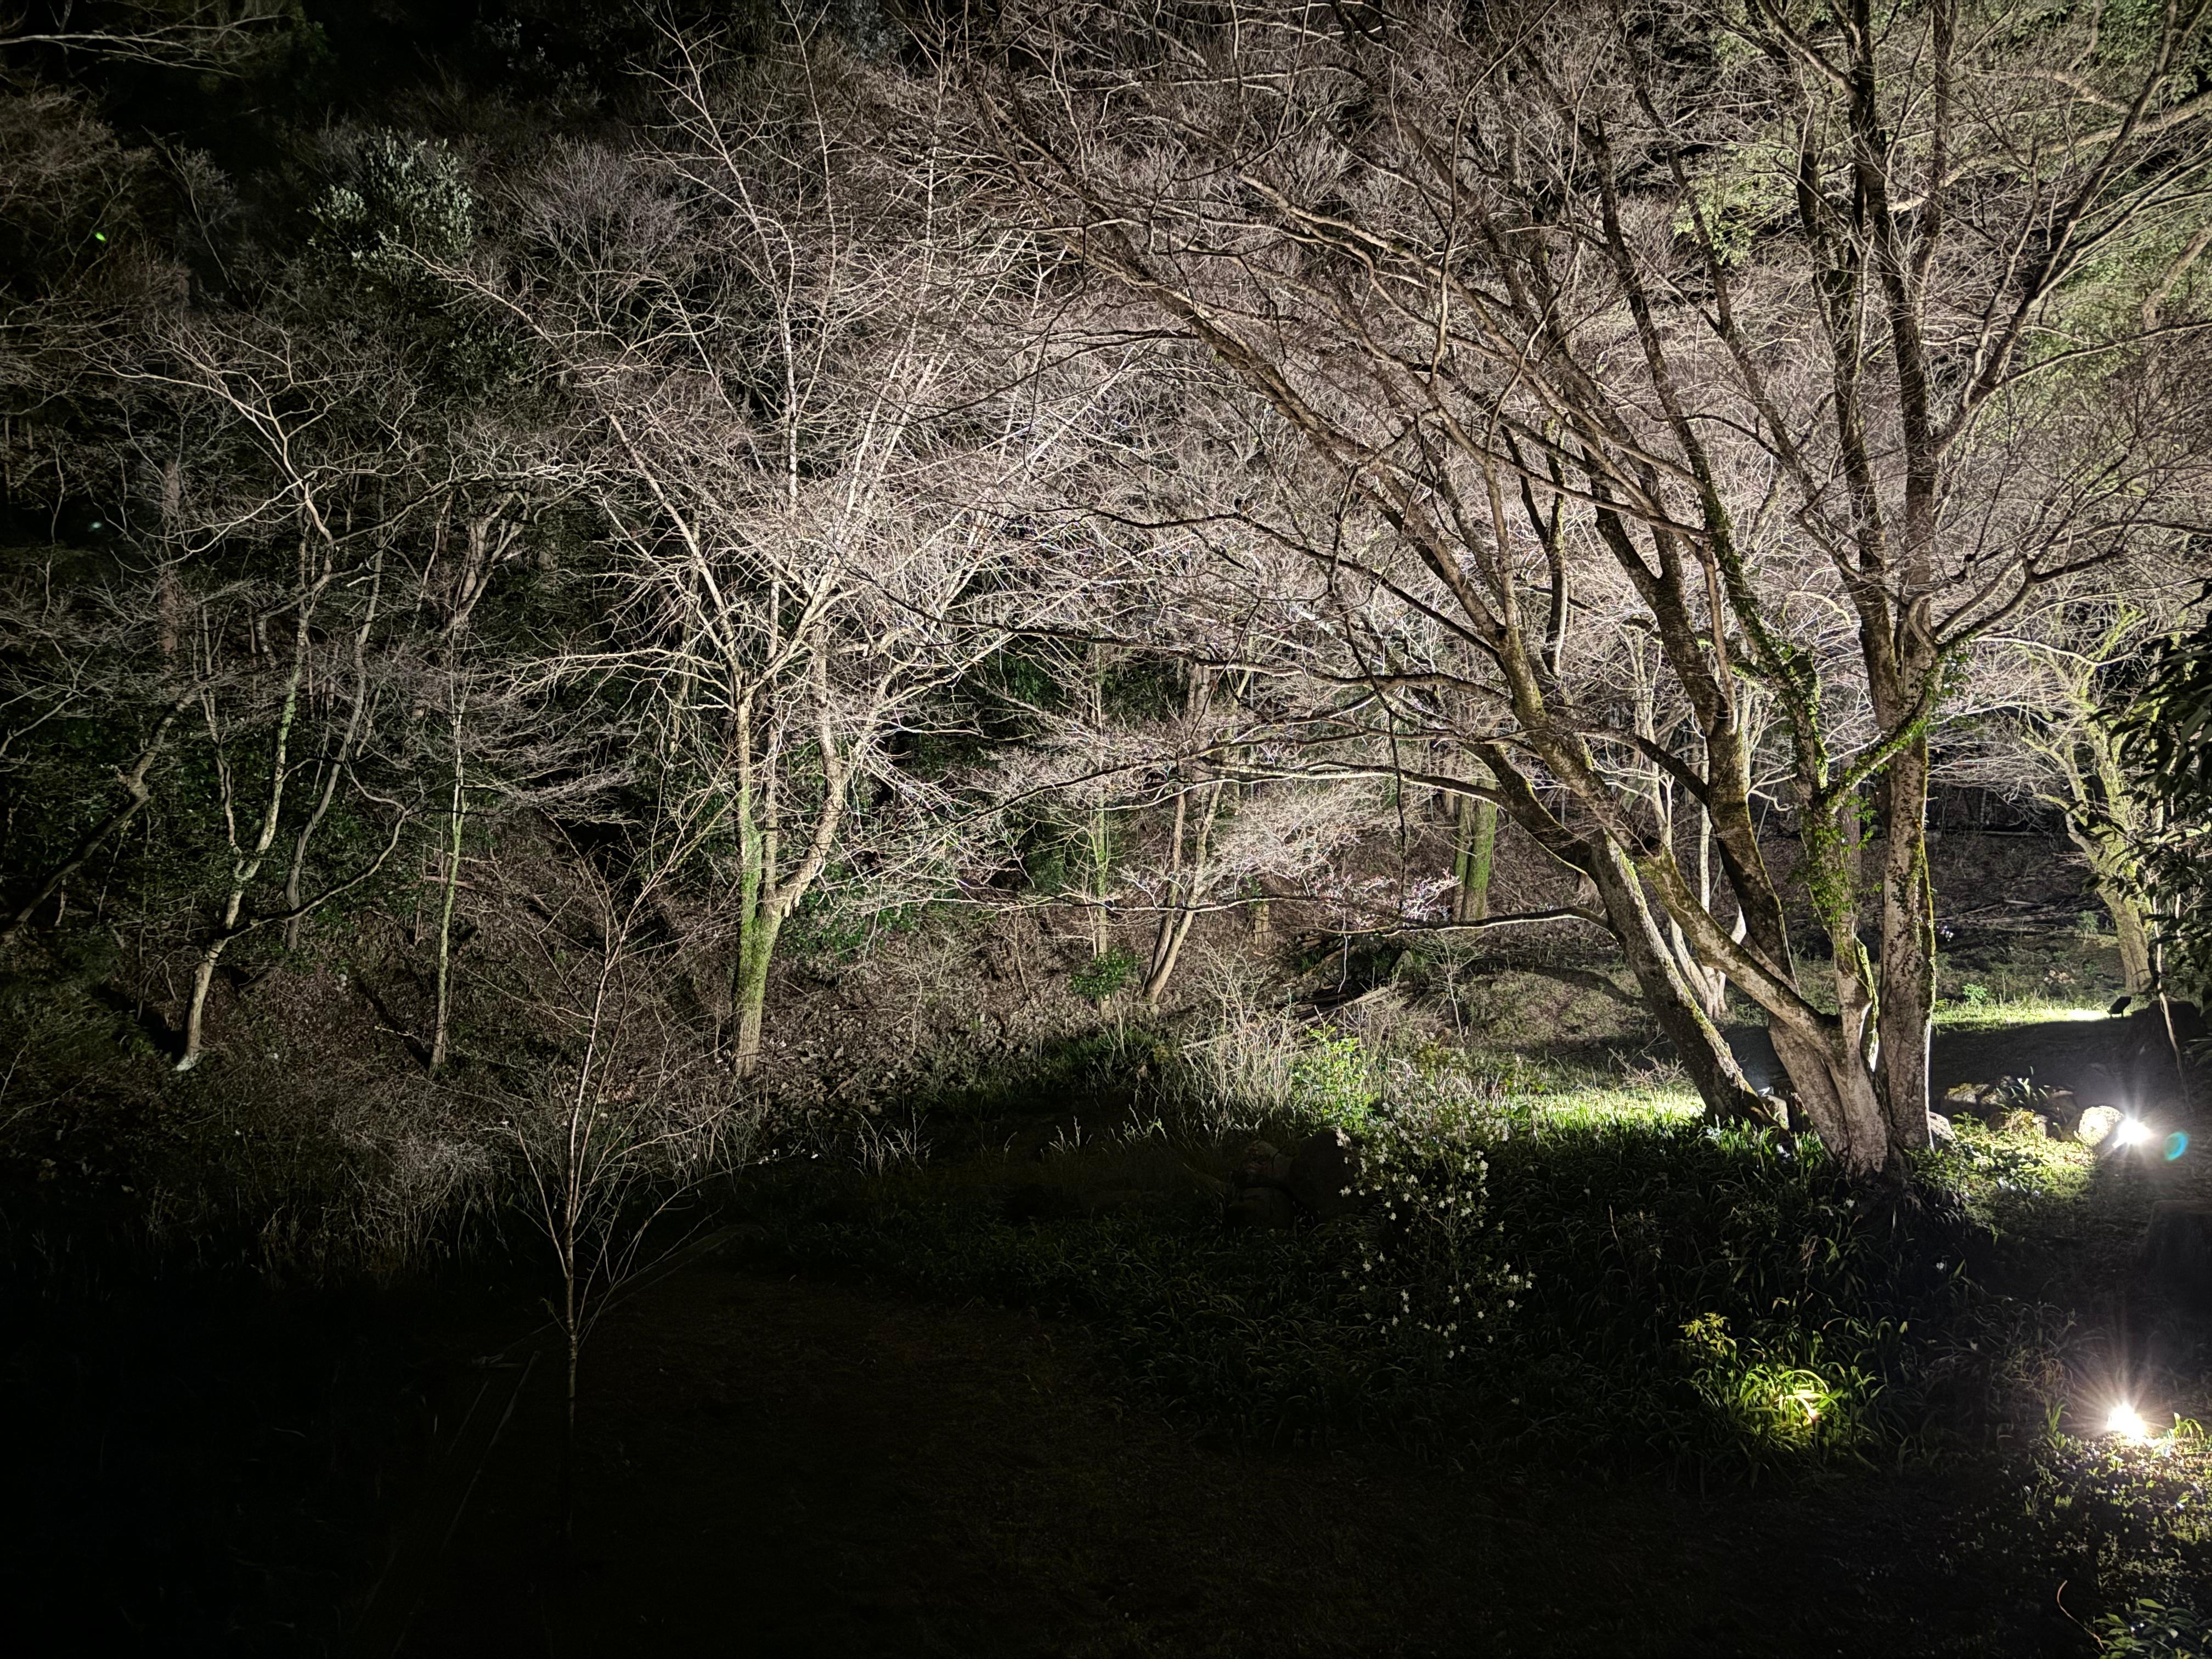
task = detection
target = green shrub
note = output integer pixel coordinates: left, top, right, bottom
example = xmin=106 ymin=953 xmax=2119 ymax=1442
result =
xmin=1070 ymin=946 xmax=1140 ymax=1002
xmin=1288 ymin=1034 xmax=1376 ymax=1127
xmin=771 ymin=1101 xmax=1995 ymax=1470
xmin=2095 ymin=1600 xmax=2210 ymax=1658
xmin=1472 ymin=1116 xmax=1976 ymax=1468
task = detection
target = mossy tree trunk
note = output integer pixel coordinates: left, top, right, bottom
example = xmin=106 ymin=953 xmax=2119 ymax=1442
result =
xmin=1450 ymin=787 xmax=1497 ymax=924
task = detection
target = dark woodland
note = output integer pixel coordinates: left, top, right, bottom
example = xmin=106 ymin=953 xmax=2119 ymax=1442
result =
xmin=8 ymin=2 xmax=2212 ymax=1654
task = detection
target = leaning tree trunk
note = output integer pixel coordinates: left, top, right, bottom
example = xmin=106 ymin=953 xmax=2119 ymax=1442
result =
xmin=2107 ymin=885 xmax=2156 ymax=997
xmin=1583 ymin=839 xmax=1775 ymax=1127
xmin=1479 ymin=749 xmax=1776 ymax=1127
xmin=2066 ymin=826 xmax=2155 ymax=997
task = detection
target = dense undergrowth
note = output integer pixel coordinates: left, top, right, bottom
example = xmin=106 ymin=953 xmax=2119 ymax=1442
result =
xmin=768 ymin=1109 xmax=1988 ymax=1471
xmin=743 ymin=1015 xmax=2212 ymax=1647
xmin=9 ymin=974 xmax=2208 ymax=1649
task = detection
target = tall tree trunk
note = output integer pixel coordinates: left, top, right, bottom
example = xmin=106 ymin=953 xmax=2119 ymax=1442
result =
xmin=2105 ymin=882 xmax=2155 ymax=996
xmin=1086 ymin=644 xmax=1114 ymax=955
xmin=730 ymin=905 xmax=783 ymax=1076
xmin=1875 ymin=733 xmax=1937 ymax=1152
xmin=283 ymin=548 xmax=382 ymax=951
xmin=1662 ymin=791 xmax=1734 ymax=1023
xmin=1451 ymin=788 xmax=1497 ymax=924
xmin=1086 ymin=804 xmax=1113 ymax=957
xmin=178 ymin=572 xmax=319 ymax=1071
xmin=429 ymin=707 xmax=466 ymax=1075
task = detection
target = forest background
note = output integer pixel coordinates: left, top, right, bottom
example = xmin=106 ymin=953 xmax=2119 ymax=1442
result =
xmin=3 ymin=0 xmax=2211 ymax=1293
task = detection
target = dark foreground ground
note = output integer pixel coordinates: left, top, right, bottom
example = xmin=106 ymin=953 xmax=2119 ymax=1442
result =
xmin=396 ymin=1255 xmax=2080 ymax=1659
xmin=8 ymin=1005 xmax=2202 ymax=1658
xmin=4 ymin=1232 xmax=2102 ymax=1659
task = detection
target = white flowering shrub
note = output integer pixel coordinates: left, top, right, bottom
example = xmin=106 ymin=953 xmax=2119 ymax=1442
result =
xmin=1343 ymin=1091 xmax=1521 ymax=1373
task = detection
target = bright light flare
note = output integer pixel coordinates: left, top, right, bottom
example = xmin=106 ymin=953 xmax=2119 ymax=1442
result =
xmin=2114 ymin=1118 xmax=2154 ymax=1148
xmin=2107 ymin=1403 xmax=2150 ymax=1441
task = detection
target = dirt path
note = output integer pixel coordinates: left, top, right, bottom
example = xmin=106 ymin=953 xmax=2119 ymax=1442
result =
xmin=383 ymin=1253 xmax=2072 ymax=1659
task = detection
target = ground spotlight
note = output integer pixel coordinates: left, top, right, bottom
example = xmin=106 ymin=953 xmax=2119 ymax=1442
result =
xmin=2106 ymin=1403 xmax=2151 ymax=1441
xmin=2115 ymin=1118 xmax=2153 ymax=1149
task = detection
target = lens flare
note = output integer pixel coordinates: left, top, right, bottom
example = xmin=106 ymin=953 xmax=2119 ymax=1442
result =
xmin=2164 ymin=1131 xmax=2190 ymax=1162
xmin=2107 ymin=1403 xmax=2150 ymax=1441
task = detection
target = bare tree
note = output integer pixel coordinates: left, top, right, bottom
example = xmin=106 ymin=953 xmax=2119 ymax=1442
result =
xmin=970 ymin=0 xmax=2212 ymax=1172
xmin=490 ymin=806 xmax=749 ymax=1535
xmin=1962 ymin=573 xmax=2209 ymax=994
xmin=450 ymin=24 xmax=1116 ymax=1074
xmin=106 ymin=317 xmax=422 ymax=1068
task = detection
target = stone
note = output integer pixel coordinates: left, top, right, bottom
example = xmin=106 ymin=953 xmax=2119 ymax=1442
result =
xmin=1232 ymin=1139 xmax=1293 ymax=1192
xmin=2076 ymin=1105 xmax=2125 ymax=1149
xmin=1927 ymin=1112 xmax=1957 ymax=1146
xmin=2038 ymin=1089 xmax=2083 ymax=1138
xmin=1996 ymin=1108 xmax=2051 ymax=1139
xmin=1224 ymin=1185 xmax=1297 ymax=1230
xmin=1288 ymin=1127 xmax=1364 ymax=1220
xmin=2141 ymin=1202 xmax=2212 ymax=1308
xmin=1942 ymin=1088 xmax=1995 ymax=1125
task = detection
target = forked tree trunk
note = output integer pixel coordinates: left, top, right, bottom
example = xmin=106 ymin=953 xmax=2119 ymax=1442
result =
xmin=1142 ymin=777 xmax=1226 ymax=1005
xmin=1770 ymin=1011 xmax=1893 ymax=1174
